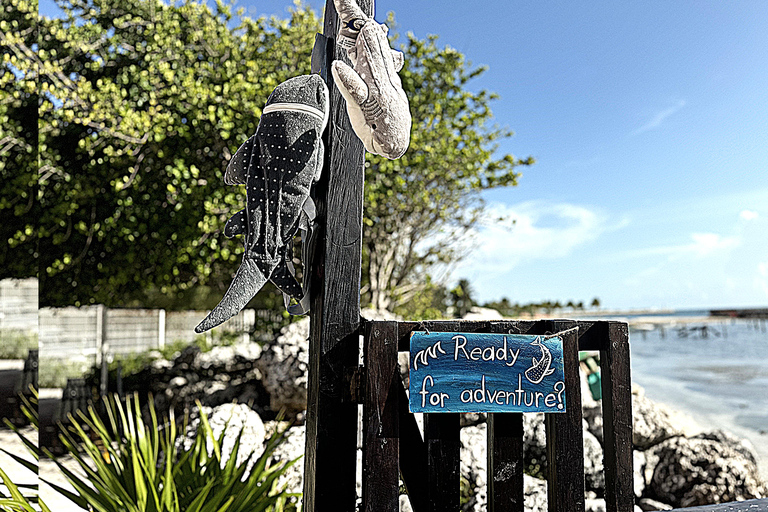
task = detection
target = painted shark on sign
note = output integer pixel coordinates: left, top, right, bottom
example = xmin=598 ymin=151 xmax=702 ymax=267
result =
xmin=524 ymin=336 xmax=556 ymax=385
xmin=195 ymin=75 xmax=329 ymax=333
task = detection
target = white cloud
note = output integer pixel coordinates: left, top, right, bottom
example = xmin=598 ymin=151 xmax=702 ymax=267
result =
xmin=740 ymin=209 xmax=759 ymax=221
xmin=622 ymin=232 xmax=740 ymax=261
xmin=454 ymin=201 xmax=610 ymax=274
xmin=634 ymin=100 xmax=686 ymax=134
xmin=758 ymin=261 xmax=768 ymax=297
xmin=688 ymin=232 xmax=740 ymax=257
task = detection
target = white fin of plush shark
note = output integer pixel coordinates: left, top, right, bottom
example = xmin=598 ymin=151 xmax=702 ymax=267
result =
xmin=195 ymin=75 xmax=329 ymax=333
xmin=331 ymin=0 xmax=411 ymax=159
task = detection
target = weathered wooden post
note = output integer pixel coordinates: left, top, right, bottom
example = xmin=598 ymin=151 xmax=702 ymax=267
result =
xmin=303 ymin=1 xmax=374 ymax=510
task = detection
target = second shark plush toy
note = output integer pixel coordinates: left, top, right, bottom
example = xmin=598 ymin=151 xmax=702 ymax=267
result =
xmin=195 ymin=75 xmax=329 ymax=332
xmin=331 ymin=0 xmax=411 ymax=159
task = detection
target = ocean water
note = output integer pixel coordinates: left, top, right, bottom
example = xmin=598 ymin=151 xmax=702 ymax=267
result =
xmin=627 ymin=315 xmax=768 ymax=476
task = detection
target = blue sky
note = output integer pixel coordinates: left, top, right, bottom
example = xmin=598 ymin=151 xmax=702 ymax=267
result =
xmin=40 ymin=0 xmax=768 ymax=310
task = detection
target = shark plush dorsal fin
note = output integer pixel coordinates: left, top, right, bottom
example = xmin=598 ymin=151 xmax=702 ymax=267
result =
xmin=224 ymin=135 xmax=258 ymax=185
xmin=391 ymin=49 xmax=404 ymax=72
xmin=331 ymin=61 xmax=369 ymax=106
xmin=224 ymin=209 xmax=247 ymax=238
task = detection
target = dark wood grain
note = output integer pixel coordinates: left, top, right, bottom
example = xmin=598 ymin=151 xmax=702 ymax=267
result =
xmin=601 ymin=322 xmax=634 ymax=512
xmin=487 ymin=413 xmax=524 ymax=512
xmin=421 ymin=322 xmax=461 ymax=512
xmin=363 ymin=321 xmax=399 ymax=512
xmin=485 ymin=320 xmax=526 ymax=512
xmin=397 ymin=368 xmax=429 ymax=512
xmin=303 ymin=2 xmax=373 ymax=511
xmin=423 ymin=413 xmax=460 ymax=512
xmin=544 ymin=324 xmax=585 ymax=512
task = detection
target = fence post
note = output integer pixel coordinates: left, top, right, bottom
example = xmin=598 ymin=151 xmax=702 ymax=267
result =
xmin=303 ymin=1 xmax=373 ymax=510
xmin=158 ymin=309 xmax=166 ymax=350
xmin=95 ymin=304 xmax=106 ymax=366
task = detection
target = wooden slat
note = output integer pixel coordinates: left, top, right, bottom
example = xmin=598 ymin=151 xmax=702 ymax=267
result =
xmin=363 ymin=321 xmax=399 ymax=512
xmin=487 ymin=413 xmax=524 ymax=512
xmin=485 ymin=321 xmax=525 ymax=512
xmin=421 ymin=321 xmax=461 ymax=512
xmin=303 ymin=2 xmax=373 ymax=511
xmin=601 ymin=322 xmax=634 ymax=512
xmin=396 ymin=319 xmax=616 ymax=351
xmin=424 ymin=413 xmax=460 ymax=512
xmin=396 ymin=320 xmax=539 ymax=350
xmin=397 ymin=372 xmax=429 ymax=512
xmin=545 ymin=324 xmax=585 ymax=512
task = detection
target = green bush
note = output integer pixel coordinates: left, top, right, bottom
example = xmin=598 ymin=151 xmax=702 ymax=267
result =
xmin=47 ymin=394 xmax=300 ymax=512
xmin=38 ymin=358 xmax=90 ymax=389
xmin=0 ymin=330 xmax=37 ymax=360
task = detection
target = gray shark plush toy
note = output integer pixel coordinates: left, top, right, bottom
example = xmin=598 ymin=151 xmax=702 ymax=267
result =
xmin=331 ymin=0 xmax=411 ymax=159
xmin=195 ymin=74 xmax=329 ymax=332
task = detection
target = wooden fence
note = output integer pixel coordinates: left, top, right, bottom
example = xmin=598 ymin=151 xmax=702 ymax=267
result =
xmin=0 ymin=278 xmax=38 ymax=333
xmin=37 ymin=307 xmax=260 ymax=362
xmin=357 ymin=319 xmax=633 ymax=512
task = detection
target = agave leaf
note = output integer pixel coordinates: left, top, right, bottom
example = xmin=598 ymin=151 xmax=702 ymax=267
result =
xmin=0 ymin=447 xmax=38 ymax=475
xmin=39 ymin=496 xmax=53 ymax=512
xmin=40 ymin=477 xmax=90 ymax=510
xmin=0 ymin=466 xmax=34 ymax=506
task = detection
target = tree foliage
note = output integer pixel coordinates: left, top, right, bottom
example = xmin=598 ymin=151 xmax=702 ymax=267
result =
xmin=0 ymin=0 xmax=39 ymax=278
xmin=32 ymin=0 xmax=319 ymax=306
xmin=363 ymin=28 xmax=533 ymax=312
xmin=4 ymin=0 xmax=532 ymax=311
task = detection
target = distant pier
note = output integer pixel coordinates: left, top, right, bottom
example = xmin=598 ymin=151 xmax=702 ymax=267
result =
xmin=710 ymin=308 xmax=768 ymax=319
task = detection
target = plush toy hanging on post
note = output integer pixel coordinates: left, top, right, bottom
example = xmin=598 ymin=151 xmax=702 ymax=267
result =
xmin=331 ymin=0 xmax=412 ymax=159
xmin=196 ymin=1 xmax=412 ymax=331
xmin=195 ymin=75 xmax=329 ymax=333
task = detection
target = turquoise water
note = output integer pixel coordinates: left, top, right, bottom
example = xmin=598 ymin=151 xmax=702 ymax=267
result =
xmin=628 ymin=316 xmax=768 ymax=473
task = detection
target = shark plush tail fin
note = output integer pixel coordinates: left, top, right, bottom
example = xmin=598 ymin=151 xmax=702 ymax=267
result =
xmin=195 ymin=259 xmax=267 ymax=332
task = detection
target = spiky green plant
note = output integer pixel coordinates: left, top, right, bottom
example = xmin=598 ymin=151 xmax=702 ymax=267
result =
xmin=45 ymin=394 xmax=300 ymax=512
xmin=0 ymin=386 xmax=51 ymax=512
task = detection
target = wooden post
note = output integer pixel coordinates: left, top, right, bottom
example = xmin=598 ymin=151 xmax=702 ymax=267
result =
xmin=544 ymin=324 xmax=586 ymax=512
xmin=422 ymin=322 xmax=460 ymax=512
xmin=303 ymin=1 xmax=374 ymax=511
xmin=363 ymin=321 xmax=399 ymax=512
xmin=486 ymin=322 xmax=525 ymax=512
xmin=601 ymin=322 xmax=634 ymax=512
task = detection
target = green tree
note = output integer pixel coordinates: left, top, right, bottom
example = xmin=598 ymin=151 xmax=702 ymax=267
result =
xmin=364 ymin=28 xmax=533 ymax=312
xmin=35 ymin=0 xmax=320 ymax=306
xmin=0 ymin=0 xmax=39 ymax=278
xmin=20 ymin=0 xmax=532 ymax=310
xmin=449 ymin=278 xmax=475 ymax=318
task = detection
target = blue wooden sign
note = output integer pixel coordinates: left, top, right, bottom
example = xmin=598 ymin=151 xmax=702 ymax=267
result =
xmin=409 ymin=331 xmax=567 ymax=414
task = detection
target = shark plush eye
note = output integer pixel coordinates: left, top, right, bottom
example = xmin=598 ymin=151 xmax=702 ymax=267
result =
xmin=371 ymin=123 xmax=377 ymax=130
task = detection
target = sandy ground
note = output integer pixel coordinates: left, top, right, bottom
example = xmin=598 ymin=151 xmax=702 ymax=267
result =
xmin=0 ymin=425 xmax=38 ymax=501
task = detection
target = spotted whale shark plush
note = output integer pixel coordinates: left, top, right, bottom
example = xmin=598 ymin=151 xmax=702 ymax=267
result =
xmin=195 ymin=74 xmax=329 ymax=333
xmin=331 ymin=0 xmax=411 ymax=159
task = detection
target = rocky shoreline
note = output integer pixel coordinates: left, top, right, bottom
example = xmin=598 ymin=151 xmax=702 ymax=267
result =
xmin=113 ymin=315 xmax=766 ymax=511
